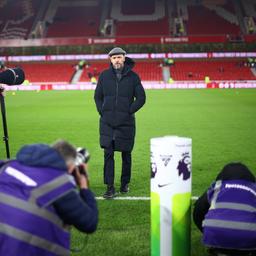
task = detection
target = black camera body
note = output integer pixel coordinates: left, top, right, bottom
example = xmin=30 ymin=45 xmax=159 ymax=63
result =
xmin=0 ymin=68 xmax=25 ymax=85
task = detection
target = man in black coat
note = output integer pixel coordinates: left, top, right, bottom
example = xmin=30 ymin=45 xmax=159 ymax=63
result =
xmin=94 ymin=47 xmax=146 ymax=199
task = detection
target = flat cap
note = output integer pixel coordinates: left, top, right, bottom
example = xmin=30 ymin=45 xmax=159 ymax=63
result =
xmin=108 ymin=47 xmax=126 ymax=57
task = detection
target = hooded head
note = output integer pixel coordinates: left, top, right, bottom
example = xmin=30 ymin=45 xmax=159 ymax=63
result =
xmin=216 ymin=162 xmax=255 ymax=182
xmin=16 ymin=140 xmax=77 ymax=172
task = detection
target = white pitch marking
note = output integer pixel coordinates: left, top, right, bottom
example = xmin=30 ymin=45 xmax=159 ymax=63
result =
xmin=96 ymin=196 xmax=150 ymax=200
xmin=96 ymin=196 xmax=199 ymax=201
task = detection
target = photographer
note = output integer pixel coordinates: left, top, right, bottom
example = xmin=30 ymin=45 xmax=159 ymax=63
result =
xmin=0 ymin=140 xmax=98 ymax=256
xmin=193 ymin=163 xmax=256 ymax=256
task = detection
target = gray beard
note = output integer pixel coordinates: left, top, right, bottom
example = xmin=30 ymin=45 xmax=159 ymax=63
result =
xmin=114 ymin=64 xmax=124 ymax=70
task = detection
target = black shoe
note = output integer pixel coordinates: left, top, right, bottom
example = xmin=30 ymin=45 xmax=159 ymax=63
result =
xmin=103 ymin=185 xmax=116 ymax=199
xmin=120 ymin=184 xmax=129 ymax=193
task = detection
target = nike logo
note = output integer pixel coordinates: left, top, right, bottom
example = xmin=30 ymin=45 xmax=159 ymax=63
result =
xmin=158 ymin=183 xmax=172 ymax=188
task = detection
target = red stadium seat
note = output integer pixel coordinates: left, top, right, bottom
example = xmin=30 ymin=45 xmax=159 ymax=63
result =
xmin=20 ymin=62 xmax=75 ymax=83
xmin=16 ymin=60 xmax=255 ymax=83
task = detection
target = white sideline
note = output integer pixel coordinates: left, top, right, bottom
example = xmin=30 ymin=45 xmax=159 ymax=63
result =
xmin=96 ymin=196 xmax=199 ymax=201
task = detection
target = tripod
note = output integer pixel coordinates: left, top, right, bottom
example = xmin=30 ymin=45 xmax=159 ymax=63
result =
xmin=0 ymin=86 xmax=10 ymax=159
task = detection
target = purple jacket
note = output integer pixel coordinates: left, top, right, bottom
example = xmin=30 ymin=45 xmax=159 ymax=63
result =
xmin=0 ymin=144 xmax=98 ymax=256
xmin=203 ymin=180 xmax=256 ymax=250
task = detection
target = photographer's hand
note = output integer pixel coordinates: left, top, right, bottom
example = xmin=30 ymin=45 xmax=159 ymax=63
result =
xmin=73 ymin=164 xmax=89 ymax=189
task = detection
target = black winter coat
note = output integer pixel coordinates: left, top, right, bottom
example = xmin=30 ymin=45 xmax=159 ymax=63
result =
xmin=94 ymin=57 xmax=146 ymax=152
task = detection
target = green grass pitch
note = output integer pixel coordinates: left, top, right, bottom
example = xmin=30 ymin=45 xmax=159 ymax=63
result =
xmin=1 ymin=89 xmax=256 ymax=256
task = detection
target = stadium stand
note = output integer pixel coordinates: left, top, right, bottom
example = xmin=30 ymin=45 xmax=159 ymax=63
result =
xmin=81 ymin=59 xmax=254 ymax=82
xmin=2 ymin=0 xmax=254 ymax=39
xmin=20 ymin=62 xmax=75 ymax=83
xmin=15 ymin=59 xmax=255 ymax=83
xmin=113 ymin=0 xmax=169 ymax=36
xmin=242 ymin=0 xmax=256 ymax=20
xmin=186 ymin=5 xmax=240 ymax=35
xmin=19 ymin=61 xmax=161 ymax=83
xmin=170 ymin=60 xmax=255 ymax=81
xmin=115 ymin=17 xmax=169 ymax=37
xmin=0 ymin=0 xmax=41 ymax=39
xmin=80 ymin=62 xmax=108 ymax=82
xmin=45 ymin=4 xmax=101 ymax=37
xmin=1 ymin=0 xmax=255 ymax=85
xmin=79 ymin=61 xmax=163 ymax=82
xmin=133 ymin=61 xmax=163 ymax=81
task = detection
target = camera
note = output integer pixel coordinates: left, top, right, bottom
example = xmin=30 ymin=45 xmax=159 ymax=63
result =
xmin=75 ymin=147 xmax=90 ymax=177
xmin=75 ymin=147 xmax=90 ymax=165
xmin=0 ymin=67 xmax=25 ymax=85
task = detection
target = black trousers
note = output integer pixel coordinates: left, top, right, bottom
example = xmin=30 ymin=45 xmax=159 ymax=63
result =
xmin=103 ymin=141 xmax=131 ymax=186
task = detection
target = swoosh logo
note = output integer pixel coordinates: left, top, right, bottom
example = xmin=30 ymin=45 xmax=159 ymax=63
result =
xmin=158 ymin=183 xmax=171 ymax=188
